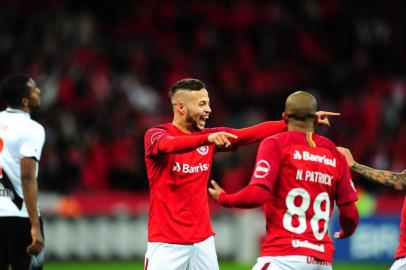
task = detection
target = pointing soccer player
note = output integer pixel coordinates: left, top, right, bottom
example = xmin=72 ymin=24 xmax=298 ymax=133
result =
xmin=337 ymin=147 xmax=406 ymax=270
xmin=0 ymin=75 xmax=46 ymax=270
xmin=144 ymin=79 xmax=338 ymax=270
xmin=210 ymin=91 xmax=358 ymax=270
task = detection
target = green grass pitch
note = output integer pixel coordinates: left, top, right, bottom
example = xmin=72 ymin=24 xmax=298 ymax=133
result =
xmin=43 ymin=261 xmax=390 ymax=270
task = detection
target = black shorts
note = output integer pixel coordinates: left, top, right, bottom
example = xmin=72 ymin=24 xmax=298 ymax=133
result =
xmin=0 ymin=217 xmax=44 ymax=270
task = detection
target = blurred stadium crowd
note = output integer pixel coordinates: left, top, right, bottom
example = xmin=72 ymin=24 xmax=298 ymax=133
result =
xmin=0 ymin=0 xmax=405 ymax=195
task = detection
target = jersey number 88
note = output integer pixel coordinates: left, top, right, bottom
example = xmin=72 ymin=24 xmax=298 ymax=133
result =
xmin=283 ymin=188 xmax=330 ymax=240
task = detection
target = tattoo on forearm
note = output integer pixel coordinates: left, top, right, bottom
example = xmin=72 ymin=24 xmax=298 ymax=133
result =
xmin=351 ymin=163 xmax=406 ymax=191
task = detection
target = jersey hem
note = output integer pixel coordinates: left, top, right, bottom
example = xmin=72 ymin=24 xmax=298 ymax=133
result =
xmin=148 ymin=233 xmax=215 ymax=245
xmin=259 ymin=249 xmax=333 ymax=263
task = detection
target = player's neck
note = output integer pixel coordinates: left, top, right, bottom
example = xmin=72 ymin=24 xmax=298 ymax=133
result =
xmin=172 ymin=119 xmax=193 ymax=134
xmin=287 ymin=122 xmax=314 ymax=132
xmin=8 ymin=105 xmax=30 ymax=114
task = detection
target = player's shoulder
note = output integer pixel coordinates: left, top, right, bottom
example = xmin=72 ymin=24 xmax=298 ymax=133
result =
xmin=259 ymin=133 xmax=284 ymax=149
xmin=144 ymin=123 xmax=172 ymax=146
xmin=28 ymin=118 xmax=45 ymax=131
xmin=145 ymin=123 xmax=171 ymax=134
xmin=312 ymin=134 xmax=345 ymax=162
xmin=0 ymin=109 xmax=12 ymax=120
xmin=263 ymin=131 xmax=290 ymax=144
xmin=25 ymin=119 xmax=45 ymax=139
xmin=313 ymin=133 xmax=337 ymax=150
xmin=0 ymin=109 xmax=44 ymax=132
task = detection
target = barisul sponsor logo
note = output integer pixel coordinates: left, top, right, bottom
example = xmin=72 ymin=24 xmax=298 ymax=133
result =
xmin=293 ymin=150 xmax=336 ymax=167
xmin=292 ymin=239 xmax=325 ymax=252
xmin=172 ymin=162 xmax=210 ymax=174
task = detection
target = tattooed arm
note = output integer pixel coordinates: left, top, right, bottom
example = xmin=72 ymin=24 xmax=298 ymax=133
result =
xmin=351 ymin=163 xmax=406 ymax=191
xmin=337 ymin=147 xmax=406 ymax=191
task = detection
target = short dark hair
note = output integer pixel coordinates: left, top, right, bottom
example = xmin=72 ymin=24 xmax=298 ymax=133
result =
xmin=169 ymin=78 xmax=206 ymax=97
xmin=0 ymin=74 xmax=31 ymax=106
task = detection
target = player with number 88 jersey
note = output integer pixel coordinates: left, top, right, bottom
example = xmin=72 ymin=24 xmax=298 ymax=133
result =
xmin=209 ymin=91 xmax=359 ymax=270
xmin=254 ymin=132 xmax=357 ymax=262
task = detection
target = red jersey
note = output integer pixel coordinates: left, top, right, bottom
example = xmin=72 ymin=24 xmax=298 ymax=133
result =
xmin=394 ymin=169 xmax=406 ymax=259
xmin=249 ymin=131 xmax=358 ymax=262
xmin=144 ymin=121 xmax=286 ymax=244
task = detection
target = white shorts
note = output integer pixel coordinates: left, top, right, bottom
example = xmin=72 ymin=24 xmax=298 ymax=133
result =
xmin=390 ymin=257 xmax=406 ymax=270
xmin=252 ymin=255 xmax=332 ymax=270
xmin=145 ymin=236 xmax=219 ymax=270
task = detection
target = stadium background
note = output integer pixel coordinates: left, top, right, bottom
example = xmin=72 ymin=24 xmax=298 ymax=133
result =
xmin=1 ymin=0 xmax=405 ymax=269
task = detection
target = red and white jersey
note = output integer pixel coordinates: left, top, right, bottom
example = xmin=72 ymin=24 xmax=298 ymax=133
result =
xmin=144 ymin=123 xmax=236 ymax=244
xmin=249 ymin=131 xmax=357 ymax=262
xmin=395 ymin=169 xmax=406 ymax=259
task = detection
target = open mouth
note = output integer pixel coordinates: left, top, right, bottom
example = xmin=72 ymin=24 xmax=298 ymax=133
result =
xmin=199 ymin=116 xmax=209 ymax=126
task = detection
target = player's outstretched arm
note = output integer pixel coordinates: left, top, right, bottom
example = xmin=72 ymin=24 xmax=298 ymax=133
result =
xmin=209 ymin=180 xmax=270 ymax=209
xmin=160 ymin=131 xmax=238 ymax=152
xmin=158 ymin=131 xmax=237 ymax=151
xmin=231 ymin=120 xmax=286 ymax=147
xmin=337 ymin=147 xmax=406 ymax=191
xmin=229 ymin=111 xmax=339 ymax=148
xmin=334 ymin=202 xmax=359 ymax=239
xmin=21 ymin=157 xmax=44 ymax=255
xmin=146 ymin=128 xmax=238 ymax=156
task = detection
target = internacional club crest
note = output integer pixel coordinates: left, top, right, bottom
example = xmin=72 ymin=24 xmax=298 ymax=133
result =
xmin=197 ymin=146 xmax=209 ymax=155
xmin=254 ymin=160 xmax=270 ymax=178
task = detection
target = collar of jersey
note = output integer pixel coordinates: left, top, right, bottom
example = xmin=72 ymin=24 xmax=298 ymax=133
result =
xmin=170 ymin=123 xmax=194 ymax=135
xmin=6 ymin=107 xmax=30 ymax=118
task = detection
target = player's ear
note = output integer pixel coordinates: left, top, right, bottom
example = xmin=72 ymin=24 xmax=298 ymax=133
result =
xmin=282 ymin=112 xmax=288 ymax=123
xmin=177 ymin=101 xmax=185 ymax=114
xmin=313 ymin=114 xmax=318 ymax=124
xmin=22 ymin=97 xmax=29 ymax=107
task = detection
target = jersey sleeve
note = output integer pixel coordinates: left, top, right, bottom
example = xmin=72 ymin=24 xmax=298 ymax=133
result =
xmin=144 ymin=128 xmax=169 ymax=157
xmin=144 ymin=127 xmax=209 ymax=157
xmin=232 ymin=121 xmax=286 ymax=147
xmin=19 ymin=123 xmax=45 ymax=161
xmin=336 ymin=202 xmax=359 ymax=238
xmin=218 ymin=184 xmax=271 ymax=208
xmin=335 ymin=154 xmax=358 ymax=206
xmin=209 ymin=121 xmax=286 ymax=153
xmin=248 ymin=137 xmax=281 ymax=192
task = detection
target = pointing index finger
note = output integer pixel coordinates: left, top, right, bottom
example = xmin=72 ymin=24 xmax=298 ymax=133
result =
xmin=325 ymin=112 xmax=340 ymax=116
xmin=223 ymin=132 xmax=238 ymax=139
xmin=318 ymin=111 xmax=341 ymax=116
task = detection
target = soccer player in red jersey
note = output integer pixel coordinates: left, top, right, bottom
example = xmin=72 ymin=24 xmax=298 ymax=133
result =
xmin=210 ymin=91 xmax=359 ymax=270
xmin=337 ymin=147 xmax=406 ymax=270
xmin=144 ymin=79 xmax=337 ymax=270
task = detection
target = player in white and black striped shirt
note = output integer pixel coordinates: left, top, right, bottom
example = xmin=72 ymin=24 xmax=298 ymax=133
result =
xmin=0 ymin=75 xmax=45 ymax=270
